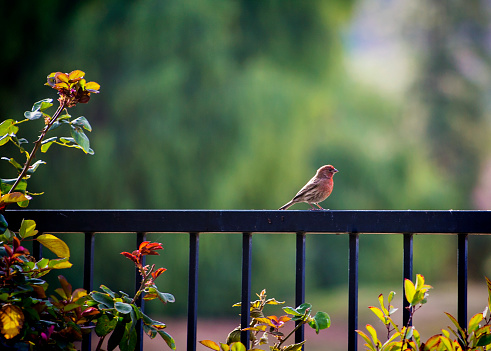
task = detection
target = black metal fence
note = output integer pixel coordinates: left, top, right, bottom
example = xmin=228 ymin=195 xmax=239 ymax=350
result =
xmin=5 ymin=209 xmax=491 ymax=351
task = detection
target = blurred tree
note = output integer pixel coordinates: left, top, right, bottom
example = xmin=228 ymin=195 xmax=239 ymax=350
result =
xmin=2 ymin=0 xmax=490 ymax=315
xmin=401 ymin=0 xmax=491 ymax=279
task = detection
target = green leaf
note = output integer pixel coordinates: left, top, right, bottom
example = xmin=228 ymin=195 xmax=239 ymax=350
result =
xmin=296 ymin=303 xmax=312 ymax=314
xmin=100 ymin=285 xmax=116 ymax=298
xmin=369 ymin=306 xmax=386 ymax=324
xmin=356 ymin=329 xmax=377 ymax=351
xmin=2 ymin=157 xmax=23 ymax=172
xmin=284 ymin=303 xmax=311 ymax=318
xmin=1 ymin=178 xmax=27 ymax=193
xmin=70 ymin=126 xmax=91 ymax=153
xmin=366 ymin=324 xmax=380 ymax=347
xmin=445 ymin=312 xmax=467 ymax=342
xmin=36 ymin=258 xmax=50 ymax=269
xmin=27 ymin=160 xmax=46 ymax=174
xmin=310 ymin=311 xmax=331 ymax=333
xmin=486 ymin=277 xmax=491 ymax=313
xmin=63 ymin=303 xmax=81 ymax=312
xmin=157 ymin=329 xmax=176 ymax=350
xmin=388 ymin=291 xmax=395 ymax=304
xmin=19 ymin=219 xmax=37 ymax=239
xmin=91 ymin=292 xmax=115 ymax=309
xmin=95 ymin=314 xmax=117 ymax=337
xmin=0 ymin=119 xmax=17 ymax=134
xmin=115 ymin=301 xmax=133 ymax=314
xmin=24 ymin=111 xmax=43 ymax=120
xmin=468 ymin=312 xmax=483 ymax=334
xmin=48 ymin=118 xmax=70 ymax=132
xmin=476 ymin=333 xmax=491 ymax=347
xmin=283 ymin=341 xmax=306 ymax=351
xmin=58 ymin=136 xmax=94 ymax=154
xmin=71 ymin=116 xmax=92 ymax=131
xmin=0 ymin=133 xmax=11 ymax=147
xmin=0 ymin=120 xmax=18 ymax=146
xmin=0 ymin=214 xmax=7 ymax=234
xmin=48 ymin=257 xmax=73 ymax=269
xmin=41 ymin=137 xmax=57 ymax=153
xmin=144 ymin=286 xmax=175 ymax=304
xmin=120 ymin=322 xmax=138 ymax=351
xmin=283 ymin=306 xmax=302 ymax=316
xmin=0 ymin=229 xmax=14 ymax=241
xmin=32 ymin=98 xmax=53 ymax=112
xmin=107 ymin=319 xmax=126 ymax=351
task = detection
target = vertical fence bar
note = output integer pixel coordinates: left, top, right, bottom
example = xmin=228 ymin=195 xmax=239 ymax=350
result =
xmin=82 ymin=232 xmax=95 ymax=351
xmin=348 ymin=233 xmax=359 ymax=351
xmin=403 ymin=233 xmax=413 ymax=326
xmin=135 ymin=232 xmax=147 ymax=351
xmin=458 ymin=233 xmax=468 ymax=328
xmin=187 ymin=232 xmax=200 ymax=351
xmin=295 ymin=232 xmax=306 ymax=346
xmin=241 ymin=233 xmax=252 ymax=348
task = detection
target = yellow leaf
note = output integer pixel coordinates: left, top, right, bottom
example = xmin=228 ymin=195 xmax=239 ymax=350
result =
xmin=20 ymin=219 xmax=38 ymax=239
xmin=72 ymin=288 xmax=87 ymax=301
xmin=404 ymin=279 xmax=416 ymax=305
xmin=56 ymin=72 xmax=69 ymax=83
xmin=199 ymin=340 xmax=220 ymax=351
xmin=49 ymin=258 xmax=73 ymax=269
xmin=230 ymin=342 xmax=246 ymax=351
xmin=68 ymin=70 xmax=85 ymax=82
xmin=0 ymin=192 xmax=31 ymax=205
xmin=37 ymin=234 xmax=70 ymax=258
xmin=0 ymin=304 xmax=24 ymax=339
xmin=85 ymin=81 xmax=101 ymax=92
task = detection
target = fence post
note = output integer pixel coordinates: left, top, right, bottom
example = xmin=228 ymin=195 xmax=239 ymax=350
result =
xmin=82 ymin=232 xmax=95 ymax=351
xmin=403 ymin=233 xmax=413 ymax=326
xmin=348 ymin=233 xmax=359 ymax=351
xmin=295 ymin=232 xmax=306 ymax=347
xmin=241 ymin=232 xmax=252 ymax=347
xmin=187 ymin=232 xmax=200 ymax=351
xmin=458 ymin=233 xmax=468 ymax=328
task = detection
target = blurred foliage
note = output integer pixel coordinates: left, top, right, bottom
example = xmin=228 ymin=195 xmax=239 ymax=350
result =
xmin=1 ymin=0 xmax=491 ymax=317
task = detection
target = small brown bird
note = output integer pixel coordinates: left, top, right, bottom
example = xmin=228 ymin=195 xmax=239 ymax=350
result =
xmin=279 ymin=165 xmax=338 ymax=210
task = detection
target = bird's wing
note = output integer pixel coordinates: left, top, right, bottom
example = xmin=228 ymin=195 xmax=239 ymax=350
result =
xmin=292 ymin=177 xmax=321 ymax=201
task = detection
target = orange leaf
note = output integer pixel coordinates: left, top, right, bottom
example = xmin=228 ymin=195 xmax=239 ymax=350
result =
xmin=0 ymin=304 xmax=24 ymax=339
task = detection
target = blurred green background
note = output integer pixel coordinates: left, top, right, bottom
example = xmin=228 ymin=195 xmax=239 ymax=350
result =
xmin=2 ymin=0 xmax=491 ymax=348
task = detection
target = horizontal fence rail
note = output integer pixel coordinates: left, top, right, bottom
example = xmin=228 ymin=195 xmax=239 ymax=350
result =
xmin=4 ymin=210 xmax=491 ymax=351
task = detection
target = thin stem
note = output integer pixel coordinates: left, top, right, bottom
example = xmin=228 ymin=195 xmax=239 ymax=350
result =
xmin=401 ymin=306 xmax=416 ymax=348
xmin=131 ymin=264 xmax=156 ymax=304
xmin=277 ymin=320 xmax=305 ymax=349
xmin=8 ymin=100 xmax=66 ymax=194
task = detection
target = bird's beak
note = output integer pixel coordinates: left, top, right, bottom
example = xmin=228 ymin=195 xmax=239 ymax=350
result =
xmin=334 ymin=168 xmax=339 ymax=173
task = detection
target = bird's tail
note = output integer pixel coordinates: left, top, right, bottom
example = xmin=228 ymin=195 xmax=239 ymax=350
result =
xmin=279 ymin=201 xmax=294 ymax=210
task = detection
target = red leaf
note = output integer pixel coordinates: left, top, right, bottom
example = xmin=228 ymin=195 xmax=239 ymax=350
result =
xmin=151 ymin=268 xmax=167 ymax=280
